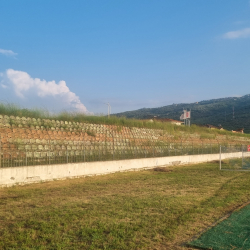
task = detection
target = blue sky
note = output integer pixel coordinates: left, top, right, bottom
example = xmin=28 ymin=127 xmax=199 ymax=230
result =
xmin=0 ymin=1 xmax=250 ymax=114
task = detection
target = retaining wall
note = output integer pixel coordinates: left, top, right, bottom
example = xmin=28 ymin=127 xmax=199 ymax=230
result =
xmin=1 ymin=114 xmax=249 ymax=156
xmin=0 ymin=152 xmax=243 ymax=187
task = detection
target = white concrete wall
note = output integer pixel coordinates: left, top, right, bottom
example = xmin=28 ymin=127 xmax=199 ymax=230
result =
xmin=0 ymin=152 xmax=244 ymax=187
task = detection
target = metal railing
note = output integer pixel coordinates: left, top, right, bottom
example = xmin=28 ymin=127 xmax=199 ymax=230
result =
xmin=0 ymin=142 xmax=224 ymax=168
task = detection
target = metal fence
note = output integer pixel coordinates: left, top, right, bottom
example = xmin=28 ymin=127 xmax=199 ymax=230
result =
xmin=0 ymin=141 xmax=227 ymax=168
xmin=220 ymin=145 xmax=250 ymax=171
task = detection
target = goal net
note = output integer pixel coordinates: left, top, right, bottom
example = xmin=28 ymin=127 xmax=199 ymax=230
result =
xmin=220 ymin=145 xmax=250 ymax=171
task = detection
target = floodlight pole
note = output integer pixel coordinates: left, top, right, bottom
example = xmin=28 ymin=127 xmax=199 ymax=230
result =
xmin=104 ymin=102 xmax=111 ymax=118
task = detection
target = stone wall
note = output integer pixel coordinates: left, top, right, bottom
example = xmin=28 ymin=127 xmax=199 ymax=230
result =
xmin=0 ymin=114 xmax=249 ymax=167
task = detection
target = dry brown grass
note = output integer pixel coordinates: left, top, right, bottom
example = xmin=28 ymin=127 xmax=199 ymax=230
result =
xmin=0 ymin=162 xmax=250 ymax=249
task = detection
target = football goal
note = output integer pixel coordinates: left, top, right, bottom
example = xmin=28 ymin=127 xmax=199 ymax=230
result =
xmin=220 ymin=145 xmax=250 ymax=171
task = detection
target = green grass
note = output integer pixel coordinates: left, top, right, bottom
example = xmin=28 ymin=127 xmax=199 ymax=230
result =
xmin=86 ymin=130 xmax=96 ymax=137
xmin=0 ymin=103 xmax=50 ymax=119
xmin=0 ymin=162 xmax=250 ymax=249
xmin=200 ymin=133 xmax=216 ymax=140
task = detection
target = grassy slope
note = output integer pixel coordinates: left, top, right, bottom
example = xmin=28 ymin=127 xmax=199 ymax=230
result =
xmin=0 ymin=162 xmax=250 ymax=249
xmin=1 ymin=102 xmax=250 ymax=141
xmin=115 ymin=94 xmax=250 ymax=133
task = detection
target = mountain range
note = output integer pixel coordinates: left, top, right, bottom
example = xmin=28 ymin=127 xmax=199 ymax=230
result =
xmin=115 ymin=94 xmax=250 ymax=133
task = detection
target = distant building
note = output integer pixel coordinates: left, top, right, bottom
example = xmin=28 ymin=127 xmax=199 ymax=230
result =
xmin=218 ymin=125 xmax=224 ymax=130
xmin=232 ymin=128 xmax=244 ymax=134
xmin=205 ymin=124 xmax=224 ymax=130
xmin=196 ymin=124 xmax=224 ymax=130
xmin=146 ymin=118 xmax=184 ymax=126
xmin=205 ymin=124 xmax=218 ymax=129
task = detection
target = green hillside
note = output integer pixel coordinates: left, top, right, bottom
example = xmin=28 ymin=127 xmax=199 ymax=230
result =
xmin=115 ymin=94 xmax=250 ymax=133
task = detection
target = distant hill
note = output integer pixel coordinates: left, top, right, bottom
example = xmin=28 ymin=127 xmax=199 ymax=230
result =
xmin=115 ymin=94 xmax=250 ymax=133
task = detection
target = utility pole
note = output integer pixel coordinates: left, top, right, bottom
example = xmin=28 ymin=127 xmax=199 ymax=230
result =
xmin=189 ymin=109 xmax=191 ymax=127
xmin=233 ymin=106 xmax=235 ymax=119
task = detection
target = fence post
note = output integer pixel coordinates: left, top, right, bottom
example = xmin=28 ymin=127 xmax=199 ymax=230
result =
xmin=25 ymin=149 xmax=27 ymax=166
xmin=84 ymin=142 xmax=86 ymax=162
xmin=66 ymin=149 xmax=68 ymax=163
xmin=242 ymin=144 xmax=244 ymax=168
xmin=219 ymin=145 xmax=221 ymax=170
xmin=49 ymin=151 xmax=50 ymax=165
xmin=49 ymin=140 xmax=50 ymax=165
xmin=113 ymin=137 xmax=114 ymax=160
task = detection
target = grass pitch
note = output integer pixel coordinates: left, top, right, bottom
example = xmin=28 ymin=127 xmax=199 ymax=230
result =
xmin=0 ymin=162 xmax=250 ymax=249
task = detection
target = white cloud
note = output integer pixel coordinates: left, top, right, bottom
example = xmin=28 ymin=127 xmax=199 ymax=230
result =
xmin=222 ymin=27 xmax=250 ymax=39
xmin=1 ymin=84 xmax=7 ymax=89
xmin=2 ymin=69 xmax=89 ymax=113
xmin=233 ymin=20 xmax=247 ymax=25
xmin=0 ymin=49 xmax=18 ymax=57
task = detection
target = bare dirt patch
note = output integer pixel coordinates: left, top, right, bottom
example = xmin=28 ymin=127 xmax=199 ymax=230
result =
xmin=152 ymin=166 xmax=173 ymax=172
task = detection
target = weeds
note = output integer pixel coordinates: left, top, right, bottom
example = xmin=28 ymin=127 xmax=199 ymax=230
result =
xmin=86 ymin=130 xmax=96 ymax=137
xmin=200 ymin=134 xmax=216 ymax=140
xmin=117 ymin=126 xmax=122 ymax=132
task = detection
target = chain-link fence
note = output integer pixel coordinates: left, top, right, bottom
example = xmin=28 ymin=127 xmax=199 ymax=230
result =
xmin=0 ymin=141 xmax=224 ymax=168
xmin=220 ymin=145 xmax=250 ymax=171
